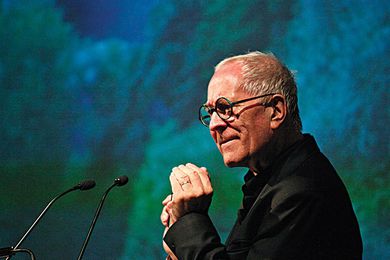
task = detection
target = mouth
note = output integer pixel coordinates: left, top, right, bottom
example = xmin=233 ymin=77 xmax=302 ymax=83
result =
xmin=219 ymin=137 xmax=238 ymax=146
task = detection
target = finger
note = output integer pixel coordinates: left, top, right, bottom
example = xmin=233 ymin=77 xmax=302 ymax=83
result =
xmin=177 ymin=164 xmax=202 ymax=190
xmin=172 ymin=166 xmax=188 ymax=179
xmin=172 ymin=166 xmax=193 ymax=191
xmin=170 ymin=171 xmax=184 ymax=193
xmin=161 ymin=205 xmax=170 ymax=226
xmin=179 ymin=164 xmax=207 ymax=195
xmin=186 ymin=163 xmax=212 ymax=193
xmin=186 ymin=163 xmax=209 ymax=178
xmin=164 ymin=201 xmax=175 ymax=226
xmin=162 ymin=194 xmax=173 ymax=205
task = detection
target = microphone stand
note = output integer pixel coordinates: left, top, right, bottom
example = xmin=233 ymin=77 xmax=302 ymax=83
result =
xmin=15 ymin=188 xmax=78 ymax=251
xmin=2 ymin=180 xmax=95 ymax=260
xmin=0 ymin=247 xmax=36 ymax=260
xmin=77 ymin=176 xmax=128 ymax=260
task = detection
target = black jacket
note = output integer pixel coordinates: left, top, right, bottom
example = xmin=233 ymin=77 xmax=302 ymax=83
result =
xmin=164 ymin=134 xmax=363 ymax=259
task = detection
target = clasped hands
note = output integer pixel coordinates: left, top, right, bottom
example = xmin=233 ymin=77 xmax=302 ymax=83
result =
xmin=161 ymin=163 xmax=213 ymax=259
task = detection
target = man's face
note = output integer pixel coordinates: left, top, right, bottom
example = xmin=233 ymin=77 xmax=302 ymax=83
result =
xmin=206 ymin=62 xmax=273 ymax=169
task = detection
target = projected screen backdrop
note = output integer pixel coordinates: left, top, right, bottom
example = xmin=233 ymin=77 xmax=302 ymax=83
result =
xmin=1 ymin=1 xmax=389 ymax=259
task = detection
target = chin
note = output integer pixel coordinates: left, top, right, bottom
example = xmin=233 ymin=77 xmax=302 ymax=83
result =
xmin=219 ymin=145 xmax=249 ymax=168
xmin=222 ymin=155 xmax=246 ymax=168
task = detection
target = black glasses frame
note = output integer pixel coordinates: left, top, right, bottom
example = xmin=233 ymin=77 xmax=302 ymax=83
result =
xmin=199 ymin=93 xmax=277 ymax=127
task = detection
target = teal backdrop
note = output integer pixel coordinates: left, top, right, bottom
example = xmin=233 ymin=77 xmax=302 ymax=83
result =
xmin=0 ymin=0 xmax=389 ymax=259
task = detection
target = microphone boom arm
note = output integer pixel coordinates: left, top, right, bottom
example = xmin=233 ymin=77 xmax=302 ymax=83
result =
xmin=77 ymin=176 xmax=128 ymax=260
xmin=14 ymin=188 xmax=76 ymax=250
xmin=4 ymin=180 xmax=95 ymax=260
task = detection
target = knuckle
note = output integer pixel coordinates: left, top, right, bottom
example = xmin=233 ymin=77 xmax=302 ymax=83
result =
xmin=194 ymin=191 xmax=203 ymax=198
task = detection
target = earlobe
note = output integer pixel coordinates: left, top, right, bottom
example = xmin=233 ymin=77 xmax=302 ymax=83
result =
xmin=270 ymin=95 xmax=287 ymax=129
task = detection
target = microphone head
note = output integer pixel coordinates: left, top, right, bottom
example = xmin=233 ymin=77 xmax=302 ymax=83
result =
xmin=114 ymin=175 xmax=128 ymax=186
xmin=76 ymin=180 xmax=96 ymax=190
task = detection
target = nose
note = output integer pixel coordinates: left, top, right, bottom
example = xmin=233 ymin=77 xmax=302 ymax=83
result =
xmin=209 ymin=111 xmax=227 ymax=131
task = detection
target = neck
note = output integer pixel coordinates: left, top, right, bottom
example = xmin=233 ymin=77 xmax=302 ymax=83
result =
xmin=250 ymin=129 xmax=303 ymax=175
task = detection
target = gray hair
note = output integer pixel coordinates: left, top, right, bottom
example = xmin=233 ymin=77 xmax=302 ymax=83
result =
xmin=215 ymin=51 xmax=302 ymax=132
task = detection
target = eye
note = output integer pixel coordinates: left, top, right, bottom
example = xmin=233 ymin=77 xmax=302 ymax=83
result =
xmin=199 ymin=105 xmax=213 ymax=126
xmin=205 ymin=106 xmax=214 ymax=115
xmin=216 ymin=98 xmax=231 ymax=116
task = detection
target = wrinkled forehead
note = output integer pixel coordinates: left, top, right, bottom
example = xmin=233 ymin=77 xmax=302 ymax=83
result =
xmin=206 ymin=62 xmax=244 ymax=105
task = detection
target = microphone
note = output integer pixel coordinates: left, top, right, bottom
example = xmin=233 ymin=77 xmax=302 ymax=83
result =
xmin=4 ymin=179 xmax=96 ymax=259
xmin=77 ymin=176 xmax=128 ymax=260
xmin=114 ymin=175 xmax=129 ymax=186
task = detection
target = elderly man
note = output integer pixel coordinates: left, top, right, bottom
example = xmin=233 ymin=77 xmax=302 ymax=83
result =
xmin=161 ymin=52 xmax=362 ymax=259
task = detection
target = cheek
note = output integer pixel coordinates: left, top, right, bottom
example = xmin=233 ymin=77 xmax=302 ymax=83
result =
xmin=244 ymin=117 xmax=269 ymax=150
xmin=249 ymin=125 xmax=272 ymax=152
xmin=210 ymin=130 xmax=222 ymax=151
xmin=210 ymin=130 xmax=217 ymax=143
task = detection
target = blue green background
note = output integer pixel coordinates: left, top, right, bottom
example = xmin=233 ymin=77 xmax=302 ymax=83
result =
xmin=0 ymin=0 xmax=389 ymax=259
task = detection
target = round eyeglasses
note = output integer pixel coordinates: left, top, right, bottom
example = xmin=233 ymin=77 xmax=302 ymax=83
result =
xmin=198 ymin=93 xmax=276 ymax=127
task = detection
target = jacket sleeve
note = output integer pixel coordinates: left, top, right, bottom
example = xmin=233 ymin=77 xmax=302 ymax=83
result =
xmin=163 ymin=187 xmax=325 ymax=260
xmin=163 ymin=212 xmax=228 ymax=259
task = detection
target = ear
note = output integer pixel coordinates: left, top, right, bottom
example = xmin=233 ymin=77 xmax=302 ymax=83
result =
xmin=269 ymin=95 xmax=287 ymax=130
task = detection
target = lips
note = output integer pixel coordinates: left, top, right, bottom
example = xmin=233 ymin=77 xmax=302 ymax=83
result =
xmin=219 ymin=136 xmax=238 ymax=146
